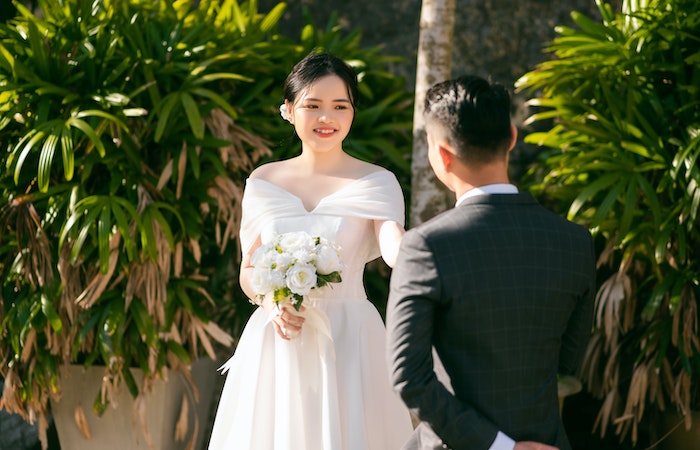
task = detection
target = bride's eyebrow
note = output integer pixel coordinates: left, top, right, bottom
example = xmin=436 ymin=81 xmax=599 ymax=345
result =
xmin=303 ymin=97 xmax=351 ymax=103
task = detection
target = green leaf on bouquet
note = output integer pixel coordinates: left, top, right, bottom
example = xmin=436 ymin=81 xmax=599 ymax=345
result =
xmin=291 ymin=294 xmax=304 ymax=311
xmin=273 ymin=287 xmax=293 ymax=305
xmin=317 ymin=271 xmax=342 ymax=287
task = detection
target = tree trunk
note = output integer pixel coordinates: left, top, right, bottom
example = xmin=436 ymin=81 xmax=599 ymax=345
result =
xmin=410 ymin=0 xmax=456 ymax=227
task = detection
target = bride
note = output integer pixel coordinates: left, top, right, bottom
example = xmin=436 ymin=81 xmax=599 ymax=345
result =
xmin=207 ymin=51 xmax=414 ymax=450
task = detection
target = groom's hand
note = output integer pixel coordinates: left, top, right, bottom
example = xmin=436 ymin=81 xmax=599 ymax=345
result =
xmin=514 ymin=442 xmax=559 ymax=450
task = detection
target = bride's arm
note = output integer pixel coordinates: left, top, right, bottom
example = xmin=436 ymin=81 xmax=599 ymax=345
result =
xmin=238 ymin=235 xmax=261 ymax=301
xmin=374 ymin=219 xmax=406 ymax=268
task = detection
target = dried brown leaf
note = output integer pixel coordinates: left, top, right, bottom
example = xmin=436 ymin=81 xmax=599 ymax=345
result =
xmin=20 ymin=328 xmax=36 ymax=363
xmin=174 ymin=396 xmax=189 ymax=442
xmin=156 ymin=157 xmax=174 ymax=191
xmin=177 ymin=142 xmax=187 ymax=199
xmin=73 ymin=405 xmax=92 ymax=440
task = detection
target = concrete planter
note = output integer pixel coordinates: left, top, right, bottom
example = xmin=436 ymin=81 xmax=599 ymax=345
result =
xmin=51 ymin=358 xmax=222 ymax=450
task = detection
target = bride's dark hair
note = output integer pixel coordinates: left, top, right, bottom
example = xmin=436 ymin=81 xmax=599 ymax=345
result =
xmin=283 ymin=51 xmax=359 ymax=109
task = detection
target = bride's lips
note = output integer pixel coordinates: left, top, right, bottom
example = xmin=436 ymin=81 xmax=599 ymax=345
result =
xmin=314 ymin=127 xmax=337 ymax=137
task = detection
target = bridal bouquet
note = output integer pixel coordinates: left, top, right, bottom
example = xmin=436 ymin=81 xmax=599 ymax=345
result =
xmin=250 ymin=231 xmax=343 ymax=310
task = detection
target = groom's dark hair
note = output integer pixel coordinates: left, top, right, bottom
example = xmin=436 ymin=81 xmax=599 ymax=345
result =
xmin=424 ymin=75 xmax=512 ymax=165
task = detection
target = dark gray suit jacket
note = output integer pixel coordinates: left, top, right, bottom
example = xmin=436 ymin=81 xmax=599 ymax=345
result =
xmin=386 ymin=193 xmax=595 ymax=450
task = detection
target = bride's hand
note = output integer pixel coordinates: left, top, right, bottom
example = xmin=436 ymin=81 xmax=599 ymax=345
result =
xmin=270 ymin=302 xmax=306 ymax=340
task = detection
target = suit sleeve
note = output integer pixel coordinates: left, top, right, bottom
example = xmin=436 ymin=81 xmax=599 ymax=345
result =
xmin=558 ymin=230 xmax=596 ymax=375
xmin=386 ymin=229 xmax=500 ymax=449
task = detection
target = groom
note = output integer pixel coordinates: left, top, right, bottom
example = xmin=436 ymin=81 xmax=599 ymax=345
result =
xmin=386 ymin=75 xmax=596 ymax=450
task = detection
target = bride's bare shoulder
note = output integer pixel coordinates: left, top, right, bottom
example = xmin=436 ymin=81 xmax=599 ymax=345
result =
xmin=349 ymin=159 xmax=389 ymax=178
xmin=249 ymin=160 xmax=297 ymax=181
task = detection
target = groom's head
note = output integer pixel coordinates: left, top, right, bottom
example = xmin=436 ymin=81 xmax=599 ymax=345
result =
xmin=423 ymin=75 xmax=515 ymax=168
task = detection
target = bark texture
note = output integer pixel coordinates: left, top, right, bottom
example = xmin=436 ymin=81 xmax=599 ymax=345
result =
xmin=410 ymin=0 xmax=456 ymax=227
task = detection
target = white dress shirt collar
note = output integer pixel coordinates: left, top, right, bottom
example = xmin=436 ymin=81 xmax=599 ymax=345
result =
xmin=455 ymin=183 xmax=519 ymax=207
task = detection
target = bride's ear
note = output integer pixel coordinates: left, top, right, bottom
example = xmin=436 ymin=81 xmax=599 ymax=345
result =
xmin=285 ymin=100 xmax=294 ymax=124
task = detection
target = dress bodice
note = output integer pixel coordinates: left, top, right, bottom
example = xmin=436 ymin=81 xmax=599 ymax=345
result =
xmin=239 ymin=170 xmax=405 ymax=300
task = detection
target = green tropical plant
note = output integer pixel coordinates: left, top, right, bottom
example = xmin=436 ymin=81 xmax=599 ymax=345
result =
xmin=516 ymin=0 xmax=700 ymax=445
xmin=0 ymin=0 xmax=414 ymax=447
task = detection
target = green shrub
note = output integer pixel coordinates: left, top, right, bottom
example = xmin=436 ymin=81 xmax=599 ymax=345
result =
xmin=0 ymin=0 xmax=413 ymax=446
xmin=516 ymin=0 xmax=700 ymax=444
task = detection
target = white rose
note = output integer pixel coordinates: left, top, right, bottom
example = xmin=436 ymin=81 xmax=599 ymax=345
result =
xmin=285 ymin=264 xmax=317 ymax=296
xmin=273 ymin=250 xmax=295 ymax=271
xmin=315 ymin=243 xmax=342 ymax=274
xmin=291 ymin=248 xmax=314 ymax=265
xmin=278 ymin=231 xmax=315 ymax=253
xmin=251 ymin=243 xmax=277 ymax=268
xmin=250 ymin=267 xmax=285 ymax=296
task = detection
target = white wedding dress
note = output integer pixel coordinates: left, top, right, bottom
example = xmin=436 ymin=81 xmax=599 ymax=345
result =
xmin=208 ymin=170 xmax=414 ymax=450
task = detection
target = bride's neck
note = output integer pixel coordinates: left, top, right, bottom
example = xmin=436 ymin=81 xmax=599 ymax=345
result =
xmin=298 ymin=149 xmax=349 ymax=174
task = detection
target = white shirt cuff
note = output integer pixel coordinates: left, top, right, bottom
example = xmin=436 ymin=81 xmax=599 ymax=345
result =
xmin=488 ymin=431 xmax=516 ymax=450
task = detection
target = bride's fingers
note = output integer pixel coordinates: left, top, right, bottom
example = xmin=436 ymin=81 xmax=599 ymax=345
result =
xmin=272 ymin=321 xmax=291 ymax=340
xmin=279 ymin=305 xmax=305 ymax=327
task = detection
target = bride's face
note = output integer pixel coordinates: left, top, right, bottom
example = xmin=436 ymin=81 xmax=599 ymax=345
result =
xmin=286 ymin=75 xmax=355 ymax=154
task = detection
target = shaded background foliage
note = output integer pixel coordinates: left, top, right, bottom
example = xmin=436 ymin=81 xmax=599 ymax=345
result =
xmin=0 ymin=1 xmax=413 ymax=448
xmin=517 ymin=0 xmax=700 ymax=446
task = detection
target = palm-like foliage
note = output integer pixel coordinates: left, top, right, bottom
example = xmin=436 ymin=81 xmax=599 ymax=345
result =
xmin=516 ymin=0 xmax=700 ymax=444
xmin=0 ymin=1 xmax=414 ymax=447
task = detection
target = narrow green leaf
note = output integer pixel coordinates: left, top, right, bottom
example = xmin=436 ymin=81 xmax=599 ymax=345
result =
xmin=260 ymin=2 xmax=286 ymax=33
xmin=654 ymin=224 xmax=673 ymax=264
xmin=140 ymin=209 xmax=158 ymax=262
xmin=230 ymin=0 xmax=246 ymax=33
xmin=620 ymin=140 xmax=662 ymax=161
xmin=568 ymin=173 xmax=619 ymax=219
xmin=60 ymin=126 xmax=74 ymax=181
xmin=121 ymin=366 xmax=139 ymax=398
xmin=13 ymin=129 xmax=45 ymax=184
xmin=636 ymin=176 xmax=662 ymax=228
xmin=619 ymin=178 xmax=638 ymax=240
xmin=0 ymin=43 xmax=16 ymax=74
xmin=75 ymin=109 xmax=128 ymax=130
xmin=130 ymin=299 xmax=157 ymax=345
xmin=189 ymin=86 xmax=238 ymax=119
xmin=186 ymin=140 xmax=200 ymax=179
xmin=98 ymin=205 xmax=111 ymax=274
xmin=166 ymin=341 xmax=191 ymax=365
xmin=110 ymin=201 xmax=137 ymax=261
xmin=27 ymin=20 xmax=48 ymax=79
xmin=41 ymin=294 xmax=62 ymax=333
xmin=591 ymin=178 xmax=625 ymax=228
xmin=69 ymin=197 xmax=107 ymax=264
xmin=66 ymin=118 xmax=106 ymax=157
xmin=180 ymin=91 xmax=204 ymax=139
xmin=38 ymin=133 xmax=59 ymax=192
xmin=154 ymin=93 xmax=180 ymax=143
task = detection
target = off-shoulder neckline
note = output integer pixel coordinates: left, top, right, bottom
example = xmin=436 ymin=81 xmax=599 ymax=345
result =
xmin=247 ymin=170 xmax=391 ymax=213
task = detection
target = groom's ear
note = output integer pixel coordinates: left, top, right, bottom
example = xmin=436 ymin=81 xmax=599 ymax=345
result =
xmin=438 ymin=145 xmax=455 ymax=170
xmin=508 ymin=124 xmax=518 ymax=152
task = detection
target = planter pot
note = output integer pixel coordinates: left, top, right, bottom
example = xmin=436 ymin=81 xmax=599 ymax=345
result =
xmin=51 ymin=358 xmax=222 ymax=450
xmin=660 ymin=411 xmax=700 ymax=450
